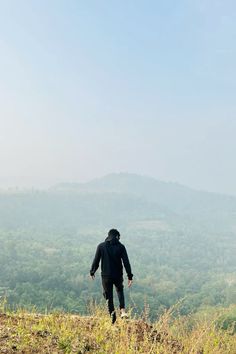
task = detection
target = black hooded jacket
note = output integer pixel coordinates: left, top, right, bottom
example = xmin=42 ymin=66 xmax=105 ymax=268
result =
xmin=90 ymin=234 xmax=133 ymax=280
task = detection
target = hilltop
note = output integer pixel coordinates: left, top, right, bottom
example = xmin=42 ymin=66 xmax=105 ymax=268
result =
xmin=0 ymin=306 xmax=235 ymax=353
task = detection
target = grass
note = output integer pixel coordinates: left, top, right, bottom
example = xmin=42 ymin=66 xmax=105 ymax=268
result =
xmin=0 ymin=305 xmax=235 ymax=353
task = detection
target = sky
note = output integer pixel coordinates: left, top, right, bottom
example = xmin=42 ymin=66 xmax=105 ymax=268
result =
xmin=0 ymin=0 xmax=236 ymax=195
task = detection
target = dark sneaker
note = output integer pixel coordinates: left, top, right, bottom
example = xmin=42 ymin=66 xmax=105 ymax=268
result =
xmin=111 ymin=311 xmax=117 ymax=324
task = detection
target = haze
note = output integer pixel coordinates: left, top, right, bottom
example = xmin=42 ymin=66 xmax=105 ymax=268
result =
xmin=0 ymin=1 xmax=236 ymax=195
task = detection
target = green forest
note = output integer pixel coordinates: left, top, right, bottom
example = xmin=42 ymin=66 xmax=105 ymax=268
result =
xmin=0 ymin=174 xmax=236 ymax=319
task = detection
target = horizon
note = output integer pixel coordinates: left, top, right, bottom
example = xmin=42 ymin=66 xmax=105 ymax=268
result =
xmin=1 ymin=171 xmax=236 ymax=198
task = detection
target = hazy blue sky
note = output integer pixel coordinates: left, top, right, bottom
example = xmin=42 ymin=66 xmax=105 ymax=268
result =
xmin=0 ymin=1 xmax=236 ymax=194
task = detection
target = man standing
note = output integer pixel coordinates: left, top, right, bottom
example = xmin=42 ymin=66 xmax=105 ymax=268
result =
xmin=90 ymin=229 xmax=133 ymax=323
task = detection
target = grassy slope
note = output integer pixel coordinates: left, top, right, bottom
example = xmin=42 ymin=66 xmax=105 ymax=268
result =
xmin=0 ymin=306 xmax=235 ymax=354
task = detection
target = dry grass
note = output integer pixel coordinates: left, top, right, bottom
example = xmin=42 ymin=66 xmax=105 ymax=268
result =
xmin=0 ymin=305 xmax=235 ymax=353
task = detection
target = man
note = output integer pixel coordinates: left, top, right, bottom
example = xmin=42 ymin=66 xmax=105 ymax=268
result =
xmin=90 ymin=229 xmax=133 ymax=323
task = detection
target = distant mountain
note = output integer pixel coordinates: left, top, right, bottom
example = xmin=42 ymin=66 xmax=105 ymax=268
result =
xmin=51 ymin=173 xmax=236 ymax=215
xmin=0 ymin=173 xmax=235 ymax=232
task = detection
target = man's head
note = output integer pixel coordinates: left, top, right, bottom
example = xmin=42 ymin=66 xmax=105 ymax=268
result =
xmin=108 ymin=229 xmax=120 ymax=240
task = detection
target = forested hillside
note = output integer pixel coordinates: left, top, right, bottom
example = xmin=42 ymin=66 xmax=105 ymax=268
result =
xmin=0 ymin=174 xmax=236 ymax=317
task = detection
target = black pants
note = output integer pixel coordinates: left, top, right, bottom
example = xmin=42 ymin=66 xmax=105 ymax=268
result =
xmin=102 ymin=276 xmax=125 ymax=315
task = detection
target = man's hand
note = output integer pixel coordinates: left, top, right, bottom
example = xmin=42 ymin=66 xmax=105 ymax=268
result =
xmin=90 ymin=275 xmax=95 ymax=280
xmin=128 ymin=279 xmax=133 ymax=288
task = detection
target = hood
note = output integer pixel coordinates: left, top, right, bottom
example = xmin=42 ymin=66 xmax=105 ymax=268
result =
xmin=105 ymin=234 xmax=119 ymax=244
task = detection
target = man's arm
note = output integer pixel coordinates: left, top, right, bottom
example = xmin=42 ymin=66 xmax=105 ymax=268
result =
xmin=90 ymin=244 xmax=101 ymax=277
xmin=121 ymin=245 xmax=133 ymax=281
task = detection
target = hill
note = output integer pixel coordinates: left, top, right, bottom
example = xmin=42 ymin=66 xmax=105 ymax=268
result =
xmin=0 ymin=306 xmax=235 ymax=353
xmin=52 ymin=173 xmax=236 ymax=216
xmin=1 ymin=172 xmax=236 ymax=231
